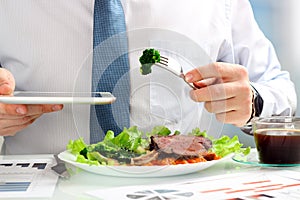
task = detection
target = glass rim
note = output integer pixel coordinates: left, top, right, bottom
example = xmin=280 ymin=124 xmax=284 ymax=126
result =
xmin=252 ymin=116 xmax=300 ymax=125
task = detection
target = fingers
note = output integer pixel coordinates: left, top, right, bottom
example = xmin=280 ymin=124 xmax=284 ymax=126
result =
xmin=26 ymin=104 xmax=64 ymax=115
xmin=0 ymin=104 xmax=63 ymax=116
xmin=185 ymin=62 xmax=248 ymax=83
xmin=204 ymin=94 xmax=252 ymax=126
xmin=190 ymin=81 xmax=251 ymax=102
xmin=214 ymin=110 xmax=252 ymax=127
xmin=186 ymin=62 xmax=252 ymax=126
xmin=202 ymin=85 xmax=252 ymax=114
xmin=0 ymin=68 xmax=15 ymax=95
xmin=190 ymin=81 xmax=252 ymax=126
xmin=0 ymin=104 xmax=27 ymax=116
xmin=192 ymin=77 xmax=218 ymax=88
xmin=0 ymin=68 xmax=64 ymax=136
xmin=0 ymin=114 xmax=41 ymax=136
xmin=0 ymin=104 xmax=63 ymax=136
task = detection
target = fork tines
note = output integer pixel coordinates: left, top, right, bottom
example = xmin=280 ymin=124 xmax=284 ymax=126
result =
xmin=159 ymin=56 xmax=168 ymax=66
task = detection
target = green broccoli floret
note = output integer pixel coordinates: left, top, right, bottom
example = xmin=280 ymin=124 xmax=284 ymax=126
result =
xmin=139 ymin=48 xmax=161 ymax=75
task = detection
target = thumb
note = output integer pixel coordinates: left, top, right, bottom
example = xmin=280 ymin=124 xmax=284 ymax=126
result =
xmin=0 ymin=68 xmax=15 ymax=95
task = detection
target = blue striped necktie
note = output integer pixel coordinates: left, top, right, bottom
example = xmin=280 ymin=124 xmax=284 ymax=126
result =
xmin=90 ymin=0 xmax=130 ymax=143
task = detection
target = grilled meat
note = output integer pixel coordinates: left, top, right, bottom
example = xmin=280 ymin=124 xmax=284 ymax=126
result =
xmin=150 ymin=135 xmax=212 ymax=157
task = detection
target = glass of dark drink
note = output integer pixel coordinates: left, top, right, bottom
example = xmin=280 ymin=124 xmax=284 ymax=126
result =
xmin=252 ymin=116 xmax=300 ymax=164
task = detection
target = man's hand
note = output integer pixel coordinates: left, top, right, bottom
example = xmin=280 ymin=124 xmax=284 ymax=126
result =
xmin=0 ymin=68 xmax=63 ymax=136
xmin=185 ymin=62 xmax=253 ymax=127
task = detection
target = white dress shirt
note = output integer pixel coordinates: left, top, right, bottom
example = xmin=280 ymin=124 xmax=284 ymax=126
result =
xmin=0 ymin=0 xmax=296 ymax=154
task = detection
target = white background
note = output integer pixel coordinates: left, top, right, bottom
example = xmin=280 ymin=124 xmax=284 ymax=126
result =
xmin=250 ymin=0 xmax=300 ymax=115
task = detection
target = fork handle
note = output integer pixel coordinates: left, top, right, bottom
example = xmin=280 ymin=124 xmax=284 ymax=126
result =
xmin=180 ymin=74 xmax=198 ymax=90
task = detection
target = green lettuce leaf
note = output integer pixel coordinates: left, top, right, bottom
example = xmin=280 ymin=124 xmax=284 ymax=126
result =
xmin=111 ymin=126 xmax=147 ymax=154
xmin=211 ymin=135 xmax=251 ymax=157
xmin=67 ymin=137 xmax=87 ymax=155
xmin=148 ymin=126 xmax=172 ymax=136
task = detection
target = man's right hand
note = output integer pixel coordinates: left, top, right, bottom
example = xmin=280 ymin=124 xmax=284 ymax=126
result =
xmin=0 ymin=68 xmax=63 ymax=136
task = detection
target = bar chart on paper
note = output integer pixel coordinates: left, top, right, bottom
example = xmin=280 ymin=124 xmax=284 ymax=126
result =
xmin=177 ymin=170 xmax=300 ymax=200
xmin=87 ymin=170 xmax=300 ymax=200
xmin=0 ymin=156 xmax=58 ymax=198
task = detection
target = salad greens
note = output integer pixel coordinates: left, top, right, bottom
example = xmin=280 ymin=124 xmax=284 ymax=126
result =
xmin=139 ymin=48 xmax=161 ymax=75
xmin=211 ymin=135 xmax=250 ymax=158
xmin=67 ymin=126 xmax=250 ymax=166
xmin=185 ymin=127 xmax=250 ymax=157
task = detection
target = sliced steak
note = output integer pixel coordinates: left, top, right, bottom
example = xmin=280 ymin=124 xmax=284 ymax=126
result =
xmin=150 ymin=135 xmax=212 ymax=157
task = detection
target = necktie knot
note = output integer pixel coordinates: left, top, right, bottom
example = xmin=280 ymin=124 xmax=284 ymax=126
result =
xmin=93 ymin=0 xmax=127 ymax=48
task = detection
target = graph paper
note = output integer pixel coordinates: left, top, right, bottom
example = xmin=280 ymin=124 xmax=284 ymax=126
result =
xmin=0 ymin=156 xmax=58 ymax=198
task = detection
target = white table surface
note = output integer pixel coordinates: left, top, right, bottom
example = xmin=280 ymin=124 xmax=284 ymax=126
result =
xmin=1 ymin=152 xmax=300 ymax=200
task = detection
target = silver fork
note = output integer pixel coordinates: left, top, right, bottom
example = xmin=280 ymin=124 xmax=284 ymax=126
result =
xmin=156 ymin=56 xmax=198 ymax=90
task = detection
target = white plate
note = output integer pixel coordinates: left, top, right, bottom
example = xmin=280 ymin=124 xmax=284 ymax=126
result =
xmin=58 ymin=150 xmax=230 ymax=178
xmin=0 ymin=91 xmax=116 ymax=105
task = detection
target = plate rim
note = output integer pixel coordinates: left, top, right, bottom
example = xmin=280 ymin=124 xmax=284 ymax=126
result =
xmin=58 ymin=150 xmax=230 ymax=177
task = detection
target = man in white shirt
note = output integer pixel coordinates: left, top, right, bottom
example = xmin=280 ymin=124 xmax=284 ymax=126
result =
xmin=0 ymin=0 xmax=296 ymax=155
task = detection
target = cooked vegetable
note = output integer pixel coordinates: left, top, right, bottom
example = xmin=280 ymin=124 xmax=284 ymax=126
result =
xmin=67 ymin=126 xmax=250 ymax=166
xmin=139 ymin=48 xmax=161 ymax=75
